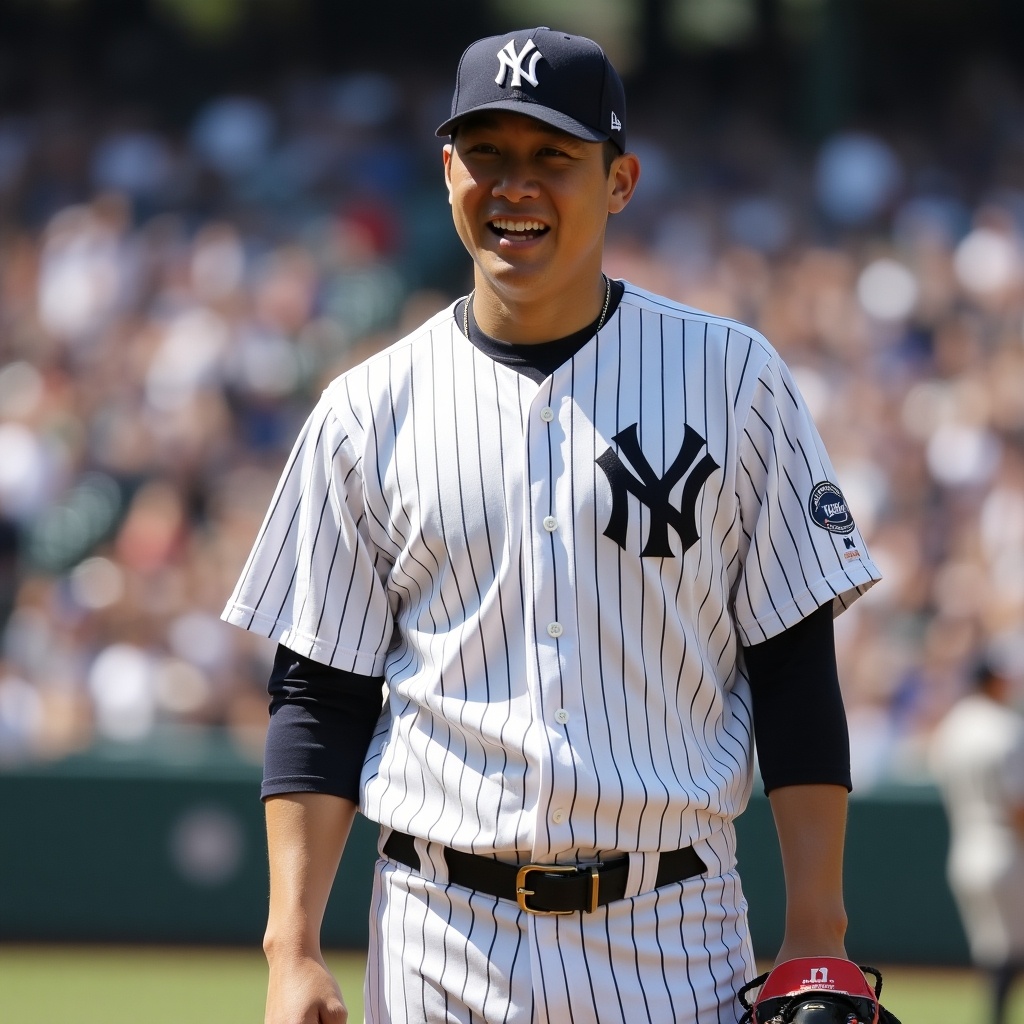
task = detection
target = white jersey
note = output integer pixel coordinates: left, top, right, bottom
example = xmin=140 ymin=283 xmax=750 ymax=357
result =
xmin=223 ymin=281 xmax=880 ymax=868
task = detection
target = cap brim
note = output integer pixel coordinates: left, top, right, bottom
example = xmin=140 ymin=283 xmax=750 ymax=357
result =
xmin=436 ymin=100 xmax=609 ymax=143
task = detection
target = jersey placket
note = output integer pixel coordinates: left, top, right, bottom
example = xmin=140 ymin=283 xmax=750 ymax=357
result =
xmin=522 ymin=385 xmax=582 ymax=862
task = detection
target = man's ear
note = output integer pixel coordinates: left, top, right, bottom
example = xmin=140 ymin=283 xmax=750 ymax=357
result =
xmin=443 ymin=144 xmax=454 ymax=205
xmin=608 ymin=152 xmax=641 ymax=215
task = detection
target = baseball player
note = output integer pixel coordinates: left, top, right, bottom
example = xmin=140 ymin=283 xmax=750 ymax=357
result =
xmin=223 ymin=26 xmax=882 ymax=1024
xmin=929 ymin=660 xmax=1024 ymax=1024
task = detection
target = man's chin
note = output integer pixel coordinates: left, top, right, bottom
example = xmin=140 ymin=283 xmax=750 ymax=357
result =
xmin=475 ymin=254 xmax=548 ymax=288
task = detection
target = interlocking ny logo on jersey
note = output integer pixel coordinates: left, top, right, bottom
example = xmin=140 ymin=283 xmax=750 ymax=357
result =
xmin=597 ymin=423 xmax=719 ymax=557
xmin=495 ymin=39 xmax=543 ymax=88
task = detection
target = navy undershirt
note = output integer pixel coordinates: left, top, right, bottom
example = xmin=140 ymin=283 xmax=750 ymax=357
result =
xmin=261 ymin=287 xmax=851 ymax=803
xmin=458 ymin=278 xmax=627 ymax=382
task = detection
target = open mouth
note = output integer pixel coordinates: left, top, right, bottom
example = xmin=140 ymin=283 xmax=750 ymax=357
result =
xmin=488 ymin=218 xmax=550 ymax=241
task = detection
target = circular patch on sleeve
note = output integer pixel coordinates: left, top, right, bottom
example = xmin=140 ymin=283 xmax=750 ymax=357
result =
xmin=808 ymin=481 xmax=856 ymax=534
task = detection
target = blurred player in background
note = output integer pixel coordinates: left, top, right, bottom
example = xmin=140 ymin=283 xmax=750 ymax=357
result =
xmin=931 ymin=659 xmax=1024 ymax=1024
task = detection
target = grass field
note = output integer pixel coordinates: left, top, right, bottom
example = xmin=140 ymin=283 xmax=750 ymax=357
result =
xmin=2 ymin=945 xmax=1024 ymax=1023
xmin=0 ymin=946 xmax=366 ymax=1024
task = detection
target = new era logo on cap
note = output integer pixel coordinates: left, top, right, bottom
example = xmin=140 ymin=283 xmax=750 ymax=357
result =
xmin=437 ymin=27 xmax=627 ymax=152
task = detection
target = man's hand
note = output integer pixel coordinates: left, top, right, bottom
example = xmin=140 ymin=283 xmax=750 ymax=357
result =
xmin=266 ymin=950 xmax=348 ymax=1024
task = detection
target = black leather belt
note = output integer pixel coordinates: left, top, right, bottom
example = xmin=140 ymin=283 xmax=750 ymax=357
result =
xmin=383 ymin=829 xmax=706 ymax=915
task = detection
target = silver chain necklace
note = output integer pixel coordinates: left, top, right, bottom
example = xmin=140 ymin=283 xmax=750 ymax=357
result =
xmin=463 ymin=275 xmax=612 ymax=341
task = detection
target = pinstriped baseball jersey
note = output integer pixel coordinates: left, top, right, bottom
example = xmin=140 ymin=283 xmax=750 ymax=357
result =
xmin=223 ymin=281 xmax=881 ymax=868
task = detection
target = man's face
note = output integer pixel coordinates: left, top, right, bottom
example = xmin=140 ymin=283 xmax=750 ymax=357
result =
xmin=443 ymin=111 xmax=636 ymax=306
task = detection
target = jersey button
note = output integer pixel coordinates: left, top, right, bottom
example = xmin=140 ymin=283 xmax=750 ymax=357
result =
xmin=551 ymin=808 xmax=565 ymax=824
xmin=554 ymin=708 xmax=569 ymax=724
xmin=542 ymin=516 xmax=558 ymax=532
xmin=546 ymin=622 xmax=563 ymax=638
xmin=540 ymin=406 xmax=554 ymax=422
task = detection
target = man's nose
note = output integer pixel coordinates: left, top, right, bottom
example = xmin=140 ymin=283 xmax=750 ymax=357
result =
xmin=491 ymin=160 xmax=540 ymax=202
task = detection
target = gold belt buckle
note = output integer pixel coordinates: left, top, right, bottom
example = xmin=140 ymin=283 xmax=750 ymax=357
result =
xmin=514 ymin=863 xmax=600 ymax=915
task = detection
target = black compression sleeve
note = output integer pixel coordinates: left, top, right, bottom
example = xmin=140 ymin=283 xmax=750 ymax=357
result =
xmin=261 ymin=645 xmax=385 ymax=802
xmin=743 ymin=602 xmax=852 ymax=794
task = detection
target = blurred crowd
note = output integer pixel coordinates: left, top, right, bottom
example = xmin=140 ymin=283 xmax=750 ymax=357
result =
xmin=2 ymin=58 xmax=1024 ymax=791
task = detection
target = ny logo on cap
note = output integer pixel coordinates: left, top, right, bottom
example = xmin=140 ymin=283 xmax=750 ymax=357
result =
xmin=495 ymin=39 xmax=543 ymax=88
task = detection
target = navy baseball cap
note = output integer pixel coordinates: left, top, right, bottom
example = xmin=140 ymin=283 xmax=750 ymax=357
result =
xmin=437 ymin=27 xmax=627 ymax=152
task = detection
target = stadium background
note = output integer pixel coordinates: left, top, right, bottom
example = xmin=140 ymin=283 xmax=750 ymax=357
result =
xmin=1 ymin=0 xmax=1024 ymax=977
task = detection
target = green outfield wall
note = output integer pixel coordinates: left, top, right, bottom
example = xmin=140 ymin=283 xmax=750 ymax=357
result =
xmin=0 ymin=748 xmax=968 ymax=964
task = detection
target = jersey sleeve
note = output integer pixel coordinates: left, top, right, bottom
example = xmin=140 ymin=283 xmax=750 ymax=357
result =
xmin=222 ymin=395 xmax=395 ymax=675
xmin=732 ymin=353 xmax=881 ymax=646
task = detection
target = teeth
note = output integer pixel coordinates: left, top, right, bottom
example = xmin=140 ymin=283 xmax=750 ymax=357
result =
xmin=492 ymin=218 xmax=546 ymax=233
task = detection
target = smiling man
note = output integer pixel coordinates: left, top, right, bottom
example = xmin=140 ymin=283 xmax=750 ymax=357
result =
xmin=223 ymin=26 xmax=882 ymax=1024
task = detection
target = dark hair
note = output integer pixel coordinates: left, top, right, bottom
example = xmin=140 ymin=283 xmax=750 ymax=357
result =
xmin=603 ymin=140 xmax=620 ymax=174
xmin=972 ymin=659 xmax=1001 ymax=690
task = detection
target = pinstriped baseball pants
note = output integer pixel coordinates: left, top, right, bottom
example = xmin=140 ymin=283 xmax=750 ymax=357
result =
xmin=363 ymin=852 xmax=756 ymax=1023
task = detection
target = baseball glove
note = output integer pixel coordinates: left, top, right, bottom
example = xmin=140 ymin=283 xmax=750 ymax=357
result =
xmin=738 ymin=957 xmax=902 ymax=1024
